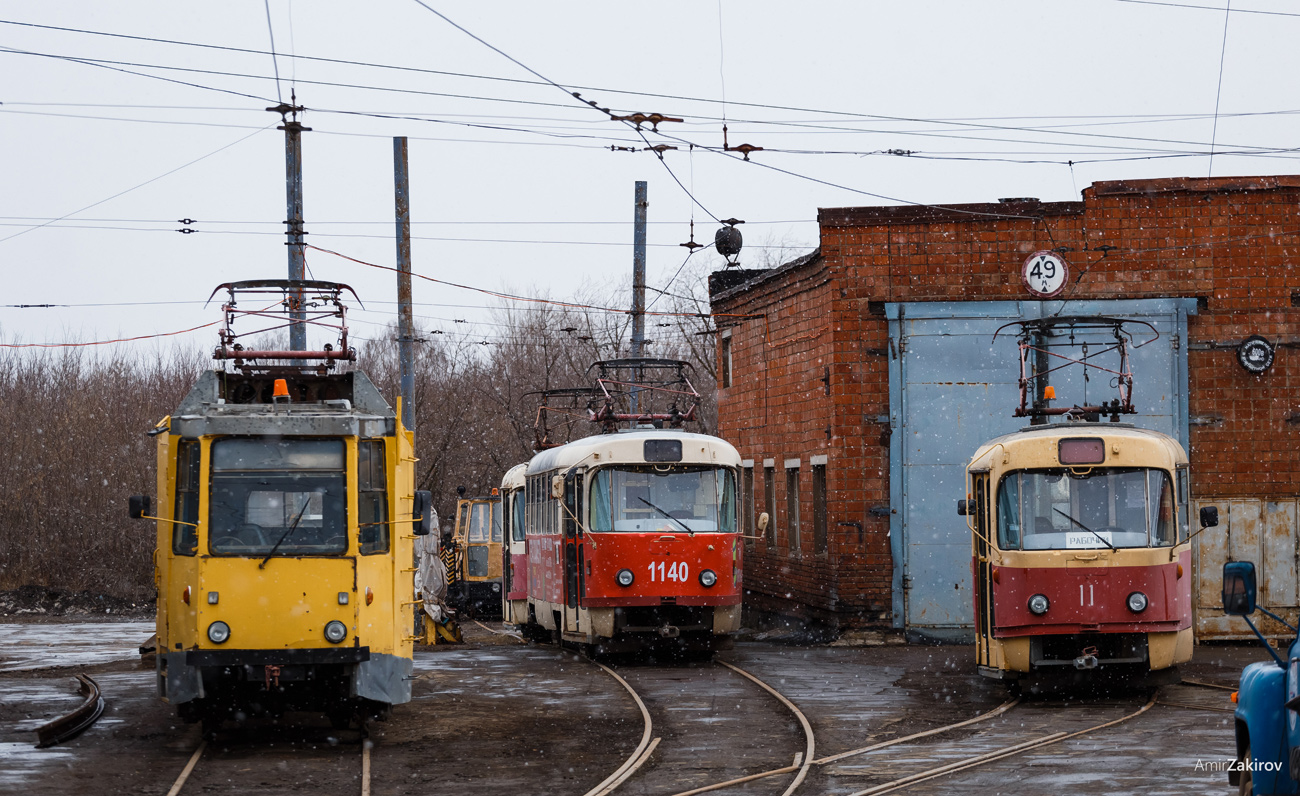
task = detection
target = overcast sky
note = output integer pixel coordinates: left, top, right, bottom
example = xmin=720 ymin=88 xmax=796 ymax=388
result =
xmin=2 ymin=1 xmax=1298 ymax=353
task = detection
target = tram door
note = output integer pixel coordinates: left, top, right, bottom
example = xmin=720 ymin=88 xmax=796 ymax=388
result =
xmin=502 ymin=488 xmax=527 ymax=623
xmin=562 ymin=473 xmax=582 ymax=630
xmin=969 ymin=473 xmax=994 ymax=668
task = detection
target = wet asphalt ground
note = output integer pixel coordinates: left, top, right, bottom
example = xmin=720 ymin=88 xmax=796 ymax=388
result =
xmin=0 ymin=619 xmax=1266 ymax=795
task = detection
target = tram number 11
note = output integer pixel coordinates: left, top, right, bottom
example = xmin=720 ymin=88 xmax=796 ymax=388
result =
xmin=1080 ymin=584 xmax=1095 ymax=607
xmin=648 ymin=561 xmax=690 ymax=582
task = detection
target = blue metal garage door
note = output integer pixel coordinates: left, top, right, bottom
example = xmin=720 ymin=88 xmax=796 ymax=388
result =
xmin=886 ymin=299 xmax=1195 ymax=642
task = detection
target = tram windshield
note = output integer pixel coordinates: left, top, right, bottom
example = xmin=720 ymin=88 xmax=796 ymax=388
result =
xmin=588 ymin=466 xmax=736 ymax=533
xmin=467 ymin=501 xmax=501 ymax=544
xmin=996 ymin=467 xmax=1175 ymax=551
xmin=208 ymin=438 xmax=347 ymax=556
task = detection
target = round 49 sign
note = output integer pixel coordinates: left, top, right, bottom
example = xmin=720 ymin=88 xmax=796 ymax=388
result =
xmin=1022 ymin=251 xmax=1069 ymax=298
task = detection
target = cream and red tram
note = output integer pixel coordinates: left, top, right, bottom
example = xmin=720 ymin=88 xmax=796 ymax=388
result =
xmin=964 ymin=425 xmax=1195 ymax=681
xmin=963 ymin=317 xmax=1212 ymax=683
xmin=515 ymin=429 xmax=743 ymax=654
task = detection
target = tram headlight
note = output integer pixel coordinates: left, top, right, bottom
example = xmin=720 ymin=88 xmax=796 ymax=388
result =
xmin=324 ymin=620 xmax=348 ymax=644
xmin=1027 ymin=594 xmax=1050 ymax=616
xmin=1127 ymin=592 xmax=1149 ymax=613
xmin=616 ymin=569 xmax=635 ymax=587
xmin=699 ymin=569 xmax=718 ymax=588
xmin=207 ymin=621 xmax=231 ymax=644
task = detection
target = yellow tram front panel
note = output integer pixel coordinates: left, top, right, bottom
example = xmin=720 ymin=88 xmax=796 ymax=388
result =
xmin=196 ymin=557 xmax=357 ymax=650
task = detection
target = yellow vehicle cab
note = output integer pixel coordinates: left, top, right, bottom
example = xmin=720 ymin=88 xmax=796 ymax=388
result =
xmin=450 ymin=491 xmax=503 ymax=618
xmin=128 ymin=281 xmax=432 ymax=729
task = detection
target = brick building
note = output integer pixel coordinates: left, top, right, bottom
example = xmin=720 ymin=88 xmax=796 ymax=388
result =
xmin=709 ymin=175 xmax=1300 ymax=641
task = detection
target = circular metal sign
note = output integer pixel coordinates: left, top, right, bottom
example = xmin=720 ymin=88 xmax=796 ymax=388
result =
xmin=1022 ymin=251 xmax=1069 ymax=298
xmin=1237 ymin=335 xmax=1275 ymax=374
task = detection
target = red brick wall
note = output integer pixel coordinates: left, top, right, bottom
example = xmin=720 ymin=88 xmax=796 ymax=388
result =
xmin=712 ymin=175 xmax=1300 ymax=628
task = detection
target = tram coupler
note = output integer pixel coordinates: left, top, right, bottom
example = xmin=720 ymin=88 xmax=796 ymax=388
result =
xmin=1073 ymin=645 xmax=1101 ymax=670
xmin=658 ymin=625 xmax=681 ymax=639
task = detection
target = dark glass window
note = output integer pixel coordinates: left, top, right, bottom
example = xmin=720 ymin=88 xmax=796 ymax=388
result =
xmin=812 ymin=463 xmax=828 ymax=555
xmin=172 ymin=439 xmax=200 ymax=556
xmin=358 ymin=440 xmax=388 ymax=555
xmin=208 ymin=438 xmax=346 ymax=557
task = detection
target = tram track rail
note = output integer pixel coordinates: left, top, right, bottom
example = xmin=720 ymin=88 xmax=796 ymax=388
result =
xmin=583 ymin=655 xmax=816 ymax=796
xmin=670 ymin=694 xmax=1022 ymax=796
xmin=33 ymin=673 xmax=105 ymax=748
xmin=163 ymin=731 xmax=371 ymax=796
xmin=844 ymin=690 xmax=1158 ymax=796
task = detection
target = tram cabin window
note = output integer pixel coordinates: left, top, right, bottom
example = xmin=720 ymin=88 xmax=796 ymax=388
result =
xmin=588 ymin=466 xmax=736 ymax=533
xmin=357 ymin=440 xmax=388 ymax=555
xmin=207 ymin=438 xmax=347 ymax=556
xmin=469 ymin=502 xmax=492 ymax=544
xmin=996 ymin=468 xmax=1176 ymax=551
xmin=172 ymin=439 xmax=200 ymax=556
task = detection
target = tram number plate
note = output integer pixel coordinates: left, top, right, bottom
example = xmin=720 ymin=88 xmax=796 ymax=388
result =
xmin=648 ymin=561 xmax=689 ymax=582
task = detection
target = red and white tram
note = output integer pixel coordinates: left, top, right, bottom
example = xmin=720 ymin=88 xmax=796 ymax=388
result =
xmin=511 ymin=428 xmax=743 ymax=654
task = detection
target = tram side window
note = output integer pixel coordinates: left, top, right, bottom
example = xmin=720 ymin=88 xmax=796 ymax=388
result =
xmin=512 ymin=491 xmax=525 ymax=542
xmin=172 ymin=439 xmax=200 ymax=556
xmin=1176 ymin=467 xmax=1190 ymax=543
xmin=1151 ymin=470 xmax=1175 ymax=546
xmin=358 ymin=440 xmax=388 ymax=555
xmin=492 ymin=500 xmax=503 ymax=543
xmin=996 ymin=474 xmax=1022 ymax=550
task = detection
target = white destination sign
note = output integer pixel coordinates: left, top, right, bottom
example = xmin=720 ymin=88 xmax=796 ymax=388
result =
xmin=1066 ymin=531 xmax=1112 ymax=549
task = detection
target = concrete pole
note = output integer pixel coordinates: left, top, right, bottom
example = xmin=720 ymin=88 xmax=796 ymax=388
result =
xmin=631 ymin=181 xmax=648 ymax=358
xmin=284 ymin=115 xmax=308 ymax=351
xmin=394 ymin=137 xmax=415 ymax=432
xmin=630 ymin=181 xmax=648 ymax=414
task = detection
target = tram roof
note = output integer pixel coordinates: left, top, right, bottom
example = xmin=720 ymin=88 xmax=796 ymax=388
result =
xmin=968 ymin=421 xmax=1188 ymax=472
xmin=500 ymin=462 xmax=528 ymax=490
xmin=526 ymin=428 xmax=742 ymax=475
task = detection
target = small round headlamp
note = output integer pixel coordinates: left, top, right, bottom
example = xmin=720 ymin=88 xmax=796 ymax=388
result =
xmin=699 ymin=569 xmax=718 ymax=588
xmin=1028 ymin=594 xmax=1050 ymax=615
xmin=1127 ymin=592 xmax=1149 ymax=613
xmin=324 ymin=620 xmax=348 ymax=644
xmin=616 ymin=569 xmax=634 ymax=587
xmin=207 ymin=621 xmax=231 ymax=644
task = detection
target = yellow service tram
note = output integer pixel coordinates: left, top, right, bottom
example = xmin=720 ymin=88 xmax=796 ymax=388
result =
xmin=129 ymin=281 xmax=432 ymax=728
xmin=449 ymin=490 xmax=503 ymax=618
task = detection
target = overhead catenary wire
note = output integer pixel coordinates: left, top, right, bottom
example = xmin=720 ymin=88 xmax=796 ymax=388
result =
xmin=305 ymin=242 xmax=756 ymax=323
xmin=1207 ymin=0 xmax=1233 ymax=177
xmin=0 ymin=124 xmax=273 ymax=245
xmin=10 ymin=16 xmax=1298 ymax=152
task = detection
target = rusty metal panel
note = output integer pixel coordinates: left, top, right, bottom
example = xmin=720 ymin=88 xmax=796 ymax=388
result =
xmin=1194 ymin=498 xmax=1230 ymax=610
xmin=1262 ymin=500 xmax=1298 ymax=609
xmin=1228 ymin=499 xmax=1263 ymax=564
xmin=1195 ymin=498 xmax=1299 ymax=641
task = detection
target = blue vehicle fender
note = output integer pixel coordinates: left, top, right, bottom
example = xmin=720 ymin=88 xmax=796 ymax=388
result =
xmin=1235 ymin=661 xmax=1296 ymax=794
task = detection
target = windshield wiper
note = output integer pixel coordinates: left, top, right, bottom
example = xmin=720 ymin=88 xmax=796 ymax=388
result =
xmin=1052 ymin=508 xmax=1116 ymax=551
xmin=638 ymin=496 xmax=693 ymax=535
xmin=260 ymin=496 xmax=314 ymax=568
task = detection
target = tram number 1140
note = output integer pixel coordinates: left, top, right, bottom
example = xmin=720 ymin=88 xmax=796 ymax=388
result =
xmin=648 ymin=561 xmax=689 ymax=582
